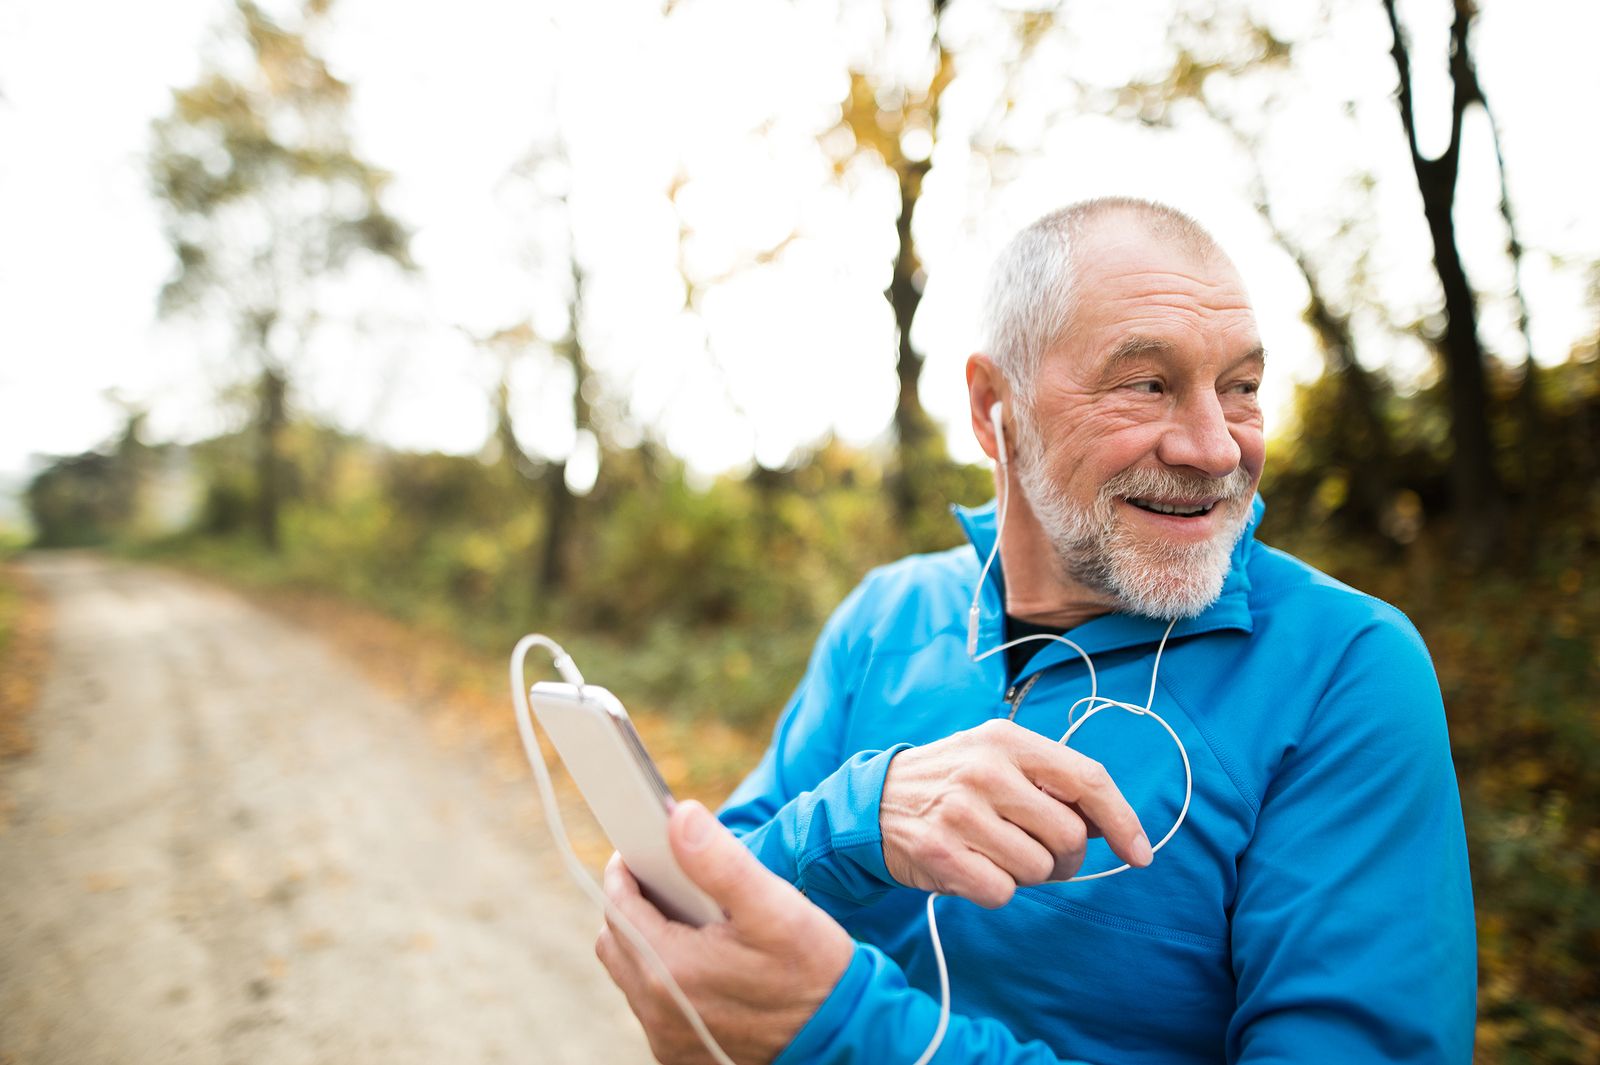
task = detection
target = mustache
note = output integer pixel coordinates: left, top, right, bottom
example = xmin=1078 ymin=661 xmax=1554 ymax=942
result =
xmin=1099 ymin=465 xmax=1253 ymax=503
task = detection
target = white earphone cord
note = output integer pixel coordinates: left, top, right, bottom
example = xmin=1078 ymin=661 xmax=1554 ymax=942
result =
xmin=510 ymin=407 xmax=1191 ymax=1065
xmin=910 ymin=406 xmax=1195 ymax=1065
xmin=514 ymin=624 xmax=1188 ymax=1065
xmin=511 ymin=635 xmax=738 ymax=1065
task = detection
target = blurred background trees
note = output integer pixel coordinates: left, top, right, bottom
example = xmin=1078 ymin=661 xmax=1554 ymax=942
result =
xmin=147 ymin=0 xmax=412 ymax=551
xmin=14 ymin=0 xmax=1598 ymax=1059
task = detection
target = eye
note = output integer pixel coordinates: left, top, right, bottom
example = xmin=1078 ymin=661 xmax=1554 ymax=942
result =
xmin=1129 ymin=380 xmax=1164 ymax=395
xmin=1228 ymin=379 xmax=1261 ymax=396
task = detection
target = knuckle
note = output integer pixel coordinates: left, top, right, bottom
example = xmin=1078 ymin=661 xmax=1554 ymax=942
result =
xmin=974 ymin=753 xmax=1013 ymax=789
xmin=1054 ymin=821 xmax=1090 ymax=873
xmin=977 ymin=879 xmax=1015 ymax=909
xmin=1078 ymin=757 xmax=1112 ymax=790
xmin=1060 ymin=814 xmax=1088 ymax=851
xmin=973 ymin=719 xmax=1019 ymax=749
xmin=974 ymin=718 xmax=1009 ymax=740
xmin=960 ymin=752 xmax=1011 ymax=793
xmin=1055 ymin=850 xmax=1087 ymax=881
xmin=1023 ymin=850 xmax=1055 ymax=885
xmin=949 ymin=758 xmax=985 ymax=789
xmin=919 ymin=833 xmax=957 ymax=872
xmin=937 ymin=793 xmax=975 ymax=830
xmin=766 ymin=905 xmax=811 ymax=946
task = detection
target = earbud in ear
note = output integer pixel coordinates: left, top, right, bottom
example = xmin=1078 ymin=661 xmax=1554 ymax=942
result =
xmin=989 ymin=401 xmax=1007 ymax=467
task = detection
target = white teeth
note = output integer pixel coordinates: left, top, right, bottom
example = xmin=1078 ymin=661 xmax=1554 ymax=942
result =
xmin=1131 ymin=498 xmax=1210 ymax=516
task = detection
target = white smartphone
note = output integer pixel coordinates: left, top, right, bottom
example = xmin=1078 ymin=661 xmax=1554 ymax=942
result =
xmin=526 ymin=681 xmax=725 ymax=927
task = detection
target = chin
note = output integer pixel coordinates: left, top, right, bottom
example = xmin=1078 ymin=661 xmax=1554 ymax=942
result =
xmin=1100 ymin=512 xmax=1247 ymax=620
xmin=1024 ymin=456 xmax=1254 ymax=620
xmin=1112 ymin=563 xmax=1228 ymax=620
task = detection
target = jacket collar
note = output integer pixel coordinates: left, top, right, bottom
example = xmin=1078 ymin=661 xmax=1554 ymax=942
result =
xmin=952 ymin=493 xmax=1260 ymax=667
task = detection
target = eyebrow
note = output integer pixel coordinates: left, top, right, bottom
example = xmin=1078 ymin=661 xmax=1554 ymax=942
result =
xmin=1102 ymin=337 xmax=1267 ymax=373
xmin=1104 ymin=336 xmax=1175 ymax=368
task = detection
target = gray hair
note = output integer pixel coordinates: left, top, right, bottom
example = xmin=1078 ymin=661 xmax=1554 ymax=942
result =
xmin=981 ymin=197 xmax=1222 ymax=404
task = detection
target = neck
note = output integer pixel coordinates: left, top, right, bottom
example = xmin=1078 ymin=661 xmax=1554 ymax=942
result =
xmin=993 ymin=469 xmax=1119 ymax=630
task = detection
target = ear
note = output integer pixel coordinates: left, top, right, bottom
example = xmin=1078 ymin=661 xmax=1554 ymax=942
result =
xmin=966 ymin=355 xmax=1008 ymax=464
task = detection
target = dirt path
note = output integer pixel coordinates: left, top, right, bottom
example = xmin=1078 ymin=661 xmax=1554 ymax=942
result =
xmin=0 ymin=554 xmax=652 ymax=1065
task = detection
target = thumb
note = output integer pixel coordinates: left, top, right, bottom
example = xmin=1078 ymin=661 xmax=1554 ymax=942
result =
xmin=669 ymin=800 xmax=793 ymax=927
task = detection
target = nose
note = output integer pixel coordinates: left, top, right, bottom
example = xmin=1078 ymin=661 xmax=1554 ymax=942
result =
xmin=1156 ymin=390 xmax=1241 ymax=480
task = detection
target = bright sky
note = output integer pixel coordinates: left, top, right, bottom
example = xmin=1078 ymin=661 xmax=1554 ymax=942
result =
xmin=1 ymin=0 xmax=1596 ymax=504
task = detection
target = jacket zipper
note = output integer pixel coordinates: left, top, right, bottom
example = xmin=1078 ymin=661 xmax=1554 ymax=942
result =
xmin=1005 ymin=673 xmax=1042 ymax=721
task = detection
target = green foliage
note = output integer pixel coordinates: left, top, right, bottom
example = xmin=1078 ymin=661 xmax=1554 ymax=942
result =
xmin=133 ymin=428 xmax=966 ymax=728
xmin=101 ymin=342 xmax=1599 ymax=1061
xmin=1448 ymin=565 xmax=1599 ymax=1060
xmin=25 ymin=452 xmax=130 ymax=547
xmin=1263 ymin=349 xmax=1600 ymax=557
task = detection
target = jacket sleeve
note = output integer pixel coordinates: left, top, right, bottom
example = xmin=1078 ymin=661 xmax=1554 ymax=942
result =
xmin=1227 ymin=609 xmax=1477 ymax=1063
xmin=717 ymin=575 xmax=909 ymax=919
xmin=722 ymin=581 xmax=1109 ymax=1063
xmin=776 ymin=940 xmax=1097 ymax=1065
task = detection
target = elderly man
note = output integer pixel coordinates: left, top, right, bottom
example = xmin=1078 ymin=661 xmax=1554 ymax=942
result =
xmin=595 ymin=198 xmax=1477 ymax=1063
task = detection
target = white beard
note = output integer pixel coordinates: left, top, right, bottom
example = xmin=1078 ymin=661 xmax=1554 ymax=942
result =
xmin=1011 ymin=412 xmax=1254 ymax=620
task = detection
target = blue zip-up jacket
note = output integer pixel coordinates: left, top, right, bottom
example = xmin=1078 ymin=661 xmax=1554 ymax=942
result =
xmin=721 ymin=497 xmax=1476 ymax=1063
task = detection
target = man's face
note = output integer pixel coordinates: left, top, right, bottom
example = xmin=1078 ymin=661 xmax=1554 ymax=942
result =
xmin=1010 ymin=220 xmax=1266 ymax=619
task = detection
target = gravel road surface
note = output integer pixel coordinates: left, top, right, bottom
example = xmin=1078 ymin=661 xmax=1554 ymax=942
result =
xmin=0 ymin=554 xmax=653 ymax=1064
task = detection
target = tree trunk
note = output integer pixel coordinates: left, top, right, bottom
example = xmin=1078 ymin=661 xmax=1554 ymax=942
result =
xmin=535 ymin=263 xmax=593 ymax=602
xmin=1419 ymin=166 xmax=1503 ymax=546
xmin=888 ymin=158 xmax=934 ymax=524
xmin=1382 ymin=0 xmax=1504 ymax=558
xmin=255 ymin=366 xmax=286 ymax=553
xmin=537 ymin=459 xmax=572 ymax=600
xmin=488 ymin=348 xmax=566 ymax=606
xmin=1480 ymin=95 xmax=1542 ymax=549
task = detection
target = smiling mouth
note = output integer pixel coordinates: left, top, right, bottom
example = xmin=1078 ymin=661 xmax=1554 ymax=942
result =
xmin=1126 ymin=497 xmax=1218 ymax=517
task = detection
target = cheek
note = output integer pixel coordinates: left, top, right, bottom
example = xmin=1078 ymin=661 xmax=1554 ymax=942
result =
xmin=1045 ymin=426 xmax=1164 ymax=496
xmin=1095 ymin=422 xmax=1167 ymax=469
xmin=1038 ymin=402 xmax=1153 ymax=464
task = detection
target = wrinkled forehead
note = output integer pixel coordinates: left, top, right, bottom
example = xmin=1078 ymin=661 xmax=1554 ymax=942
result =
xmin=1062 ymin=221 xmax=1259 ymax=360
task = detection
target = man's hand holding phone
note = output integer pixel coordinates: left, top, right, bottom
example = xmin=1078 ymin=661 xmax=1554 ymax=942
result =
xmin=596 ymin=801 xmax=854 ymax=1065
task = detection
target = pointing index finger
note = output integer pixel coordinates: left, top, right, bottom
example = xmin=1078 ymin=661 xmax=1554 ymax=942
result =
xmin=1009 ymin=732 xmax=1154 ymax=869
